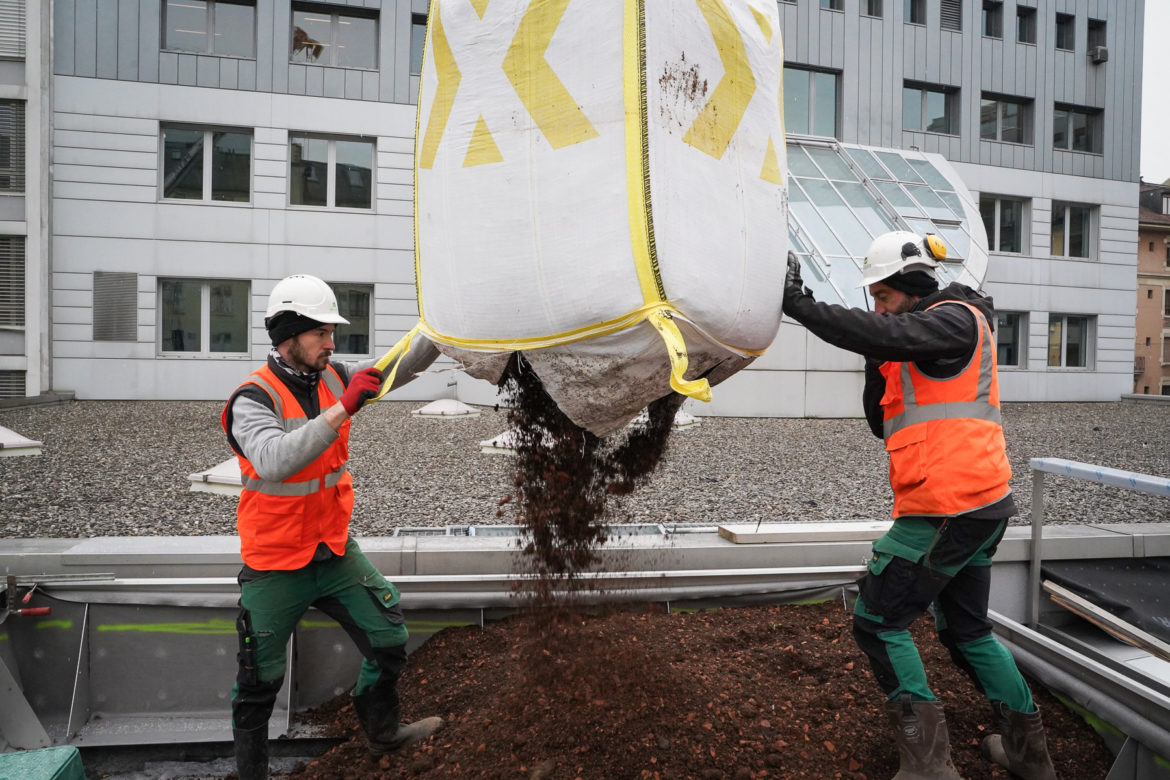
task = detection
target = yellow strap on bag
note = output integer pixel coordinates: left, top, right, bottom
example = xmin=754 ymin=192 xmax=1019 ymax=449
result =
xmin=371 ymin=324 xmax=421 ymax=401
xmin=646 ymin=309 xmax=712 ymax=402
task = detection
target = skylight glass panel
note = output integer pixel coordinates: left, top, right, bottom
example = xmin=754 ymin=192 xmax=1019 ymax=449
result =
xmin=903 ymin=184 xmax=955 ymax=220
xmin=873 ymin=180 xmax=923 ymax=216
xmin=935 ymin=223 xmax=971 ymax=259
xmin=789 ymin=179 xmax=846 ymax=254
xmin=801 ymin=179 xmax=874 ymax=250
xmin=826 ymin=258 xmax=868 ymax=307
xmin=874 ymin=151 xmax=924 ymax=183
xmin=806 ymin=147 xmax=858 ymax=181
xmin=907 ymin=157 xmax=953 ymax=190
xmin=787 ymin=145 xmax=822 ymax=178
xmin=837 ymin=181 xmax=898 ymax=237
xmin=845 ymin=147 xmax=890 ymax=180
xmin=936 ymin=190 xmax=965 ymax=216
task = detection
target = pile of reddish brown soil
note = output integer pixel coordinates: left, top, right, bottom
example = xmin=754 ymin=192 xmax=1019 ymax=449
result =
xmin=283 ymin=601 xmax=1112 ymax=779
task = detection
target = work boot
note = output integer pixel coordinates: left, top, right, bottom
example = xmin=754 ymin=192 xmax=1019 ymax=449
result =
xmin=353 ymin=691 xmax=444 ymax=757
xmin=883 ymin=694 xmax=964 ymax=780
xmin=981 ymin=701 xmax=1058 ymax=780
xmin=232 ymin=725 xmax=269 ymax=780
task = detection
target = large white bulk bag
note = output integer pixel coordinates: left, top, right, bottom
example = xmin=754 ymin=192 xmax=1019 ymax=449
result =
xmin=389 ymin=0 xmax=787 ymax=436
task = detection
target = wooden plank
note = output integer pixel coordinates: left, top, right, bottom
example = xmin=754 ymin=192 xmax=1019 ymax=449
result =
xmin=1043 ymin=579 xmax=1170 ymax=664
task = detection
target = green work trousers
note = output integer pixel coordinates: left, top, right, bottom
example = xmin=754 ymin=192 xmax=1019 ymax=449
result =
xmin=231 ymin=538 xmax=409 ymax=731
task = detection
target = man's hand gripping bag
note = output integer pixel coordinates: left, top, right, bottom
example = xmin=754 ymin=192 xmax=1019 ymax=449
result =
xmin=405 ymin=0 xmax=788 ymax=435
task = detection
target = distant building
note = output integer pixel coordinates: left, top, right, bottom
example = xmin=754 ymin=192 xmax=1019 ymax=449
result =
xmin=0 ymin=0 xmax=1148 ymax=416
xmin=1135 ymin=180 xmax=1170 ymax=395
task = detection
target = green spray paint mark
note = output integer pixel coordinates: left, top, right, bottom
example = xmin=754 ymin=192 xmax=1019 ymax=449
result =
xmin=96 ymin=618 xmax=236 ymax=635
xmin=35 ymin=620 xmax=74 ymax=630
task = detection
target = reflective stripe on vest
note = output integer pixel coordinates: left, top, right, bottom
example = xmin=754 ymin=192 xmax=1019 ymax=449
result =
xmin=882 ymin=301 xmax=1000 ymax=440
xmin=242 ymin=465 xmax=349 ymax=496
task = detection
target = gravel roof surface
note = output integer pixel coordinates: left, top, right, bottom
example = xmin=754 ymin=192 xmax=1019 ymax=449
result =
xmin=1 ymin=399 xmax=1167 ymax=539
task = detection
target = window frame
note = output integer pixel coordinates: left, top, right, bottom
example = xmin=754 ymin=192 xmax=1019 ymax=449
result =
xmin=1164 ymin=288 xmax=1170 ymax=318
xmin=980 ymin=94 xmax=1032 ymax=144
xmin=159 ymin=125 xmax=254 ymax=204
xmin=1049 ymin=201 xmax=1095 ymax=260
xmin=903 ymin=82 xmax=959 ymax=136
xmin=1046 ymin=313 xmax=1092 ymax=369
xmin=982 ymin=0 xmax=1003 ymax=38
xmin=1055 ymin=12 xmax=1075 ymax=51
xmin=290 ymin=2 xmax=379 ymax=70
xmin=980 ymin=195 xmax=1027 ymax=254
xmin=995 ymin=311 xmax=1026 ymax=369
xmin=905 ymin=0 xmax=926 ymax=25
xmin=410 ymin=13 xmax=427 ymax=75
xmin=820 ymin=0 xmax=844 ymax=11
xmin=1053 ymin=103 xmax=1103 ymax=154
xmin=784 ymin=66 xmax=840 ymax=139
xmin=287 ymin=133 xmax=376 ymax=211
xmin=864 ymin=0 xmax=883 ymax=18
xmin=1016 ymin=5 xmax=1037 ymax=44
xmin=162 ymin=0 xmax=257 ymax=58
xmin=330 ymin=282 xmax=374 ymax=357
xmin=157 ymin=278 xmax=251 ymax=357
xmin=1087 ymin=18 xmax=1106 ymax=50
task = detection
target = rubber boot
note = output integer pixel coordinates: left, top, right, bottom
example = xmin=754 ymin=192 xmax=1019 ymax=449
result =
xmin=883 ymin=694 xmax=964 ymax=780
xmin=981 ymin=701 xmax=1058 ymax=780
xmin=353 ymin=692 xmax=444 ymax=757
xmin=233 ymin=725 xmax=269 ymax=780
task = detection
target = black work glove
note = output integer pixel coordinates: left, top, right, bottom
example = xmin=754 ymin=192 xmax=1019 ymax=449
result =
xmin=782 ymin=252 xmax=813 ymax=317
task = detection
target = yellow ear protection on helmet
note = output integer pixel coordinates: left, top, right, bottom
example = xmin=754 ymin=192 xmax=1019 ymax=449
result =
xmin=923 ymin=233 xmax=947 ymax=261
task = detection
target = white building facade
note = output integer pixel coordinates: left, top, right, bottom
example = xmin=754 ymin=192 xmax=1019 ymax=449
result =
xmin=0 ymin=0 xmax=1145 ymax=416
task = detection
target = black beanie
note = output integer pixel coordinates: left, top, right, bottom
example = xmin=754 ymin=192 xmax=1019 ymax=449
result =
xmin=880 ymin=270 xmax=939 ymax=298
xmin=266 ymin=311 xmax=324 ymax=346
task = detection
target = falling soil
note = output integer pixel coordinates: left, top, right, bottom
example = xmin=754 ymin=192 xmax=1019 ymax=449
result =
xmin=498 ymin=355 xmax=684 ymax=604
xmin=282 ymin=600 xmax=1113 ymax=779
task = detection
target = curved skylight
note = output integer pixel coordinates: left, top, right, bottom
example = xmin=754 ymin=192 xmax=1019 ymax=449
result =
xmin=787 ymin=138 xmax=988 ymax=310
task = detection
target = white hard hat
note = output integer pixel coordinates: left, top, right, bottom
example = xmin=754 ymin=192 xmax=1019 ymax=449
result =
xmin=265 ymin=274 xmax=349 ymax=324
xmin=857 ymin=231 xmax=945 ymax=288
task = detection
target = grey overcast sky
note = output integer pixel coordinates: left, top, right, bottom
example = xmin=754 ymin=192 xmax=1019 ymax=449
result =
xmin=1142 ymin=2 xmax=1170 ymax=183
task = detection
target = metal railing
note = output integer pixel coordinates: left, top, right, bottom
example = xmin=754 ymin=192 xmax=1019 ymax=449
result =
xmin=1027 ymin=457 xmax=1170 ymax=626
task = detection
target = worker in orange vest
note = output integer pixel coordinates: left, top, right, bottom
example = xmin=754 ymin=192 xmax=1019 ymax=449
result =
xmin=223 ymin=274 xmax=441 ymax=780
xmin=782 ymin=232 xmax=1057 ymax=780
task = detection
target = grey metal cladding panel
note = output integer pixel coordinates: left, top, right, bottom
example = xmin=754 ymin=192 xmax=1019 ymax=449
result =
xmin=178 ymin=53 xmax=197 ymax=86
xmin=116 ymin=0 xmax=140 ymax=81
xmin=288 ymin=63 xmax=306 ymax=94
xmin=345 ymin=69 xmax=364 ymax=100
xmin=196 ymin=56 xmax=219 ymax=88
xmin=362 ymin=70 xmax=379 ymax=102
xmin=239 ymin=59 xmax=257 ymax=91
xmin=54 ymin=0 xmax=75 ymax=74
xmin=96 ymin=0 xmax=119 ymax=79
xmin=267 ymin=0 xmax=286 ymax=93
xmin=74 ymin=0 xmax=98 ymax=77
xmin=159 ymin=51 xmax=178 ymax=84
xmin=220 ymin=58 xmax=239 ymax=90
xmin=138 ymin=0 xmax=159 ymax=82
xmin=322 ymin=67 xmax=344 ymax=98
xmin=306 ymin=66 xmax=324 ymax=96
xmin=383 ymin=1 xmax=404 ymax=104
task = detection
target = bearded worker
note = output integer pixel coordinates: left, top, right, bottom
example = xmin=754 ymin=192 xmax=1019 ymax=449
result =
xmin=223 ymin=274 xmax=441 ymax=780
xmin=782 ymin=232 xmax=1057 ymax=780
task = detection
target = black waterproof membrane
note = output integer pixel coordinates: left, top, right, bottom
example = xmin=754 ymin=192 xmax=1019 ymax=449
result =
xmin=1042 ymin=558 xmax=1170 ymax=644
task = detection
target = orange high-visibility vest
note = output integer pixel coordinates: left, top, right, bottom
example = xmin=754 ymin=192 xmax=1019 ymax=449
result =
xmin=223 ymin=364 xmax=353 ymax=570
xmin=878 ymin=300 xmax=1011 ymax=518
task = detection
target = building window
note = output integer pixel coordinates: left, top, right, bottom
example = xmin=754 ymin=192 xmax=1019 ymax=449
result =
xmin=903 ymin=82 xmax=958 ymax=135
xmin=820 ymin=0 xmax=843 ymax=10
xmin=980 ymin=196 xmax=1025 ymax=253
xmin=784 ymin=67 xmax=838 ymax=138
xmin=1016 ymin=5 xmax=1036 ymax=43
xmin=1087 ymin=18 xmax=1106 ymax=50
xmin=0 ymin=100 xmax=24 ymax=193
xmin=1164 ymin=289 xmax=1170 ymax=317
xmin=940 ymin=0 xmax=961 ymax=30
xmin=905 ymin=0 xmax=925 ymax=25
xmin=410 ymin=14 xmax=427 ymax=75
xmin=164 ymin=0 xmax=255 ymax=57
xmin=1047 ymin=314 xmax=1089 ymax=368
xmin=1163 ymin=194 xmax=1169 ymax=215
xmin=980 ymin=94 xmax=1031 ymax=144
xmin=291 ymin=4 xmax=377 ymax=69
xmin=982 ymin=1 xmax=1003 ymax=38
xmin=331 ymin=283 xmax=372 ymax=355
xmin=289 ymin=134 xmax=374 ymax=209
xmin=0 ymin=236 xmax=24 ymax=327
xmin=996 ymin=312 xmax=1024 ymax=367
xmin=161 ymin=127 xmax=252 ymax=203
xmin=1163 ymin=337 xmax=1170 ymax=365
xmin=1050 ymin=201 xmax=1092 ymax=258
xmin=1053 ymin=104 xmax=1102 ymax=153
xmin=1162 ymin=383 xmax=1170 ymax=396
xmin=865 ymin=0 xmax=883 ymax=18
xmin=159 ymin=279 xmax=250 ymax=354
xmin=1055 ymin=13 xmax=1075 ymax=51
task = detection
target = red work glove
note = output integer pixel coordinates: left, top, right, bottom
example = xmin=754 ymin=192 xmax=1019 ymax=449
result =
xmin=340 ymin=367 xmax=383 ymax=416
